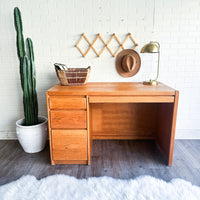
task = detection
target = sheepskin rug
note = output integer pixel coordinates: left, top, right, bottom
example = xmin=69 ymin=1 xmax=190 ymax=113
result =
xmin=0 ymin=175 xmax=200 ymax=200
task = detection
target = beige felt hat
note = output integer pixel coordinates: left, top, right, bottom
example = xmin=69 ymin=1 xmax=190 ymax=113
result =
xmin=116 ymin=49 xmax=141 ymax=77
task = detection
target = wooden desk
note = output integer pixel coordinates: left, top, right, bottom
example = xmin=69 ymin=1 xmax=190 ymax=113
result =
xmin=46 ymin=82 xmax=179 ymax=166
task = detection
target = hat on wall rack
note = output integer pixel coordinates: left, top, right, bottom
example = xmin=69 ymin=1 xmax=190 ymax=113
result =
xmin=140 ymin=41 xmax=160 ymax=86
xmin=116 ymin=49 xmax=141 ymax=77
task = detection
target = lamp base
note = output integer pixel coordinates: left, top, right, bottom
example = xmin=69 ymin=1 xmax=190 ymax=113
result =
xmin=143 ymin=80 xmax=158 ymax=86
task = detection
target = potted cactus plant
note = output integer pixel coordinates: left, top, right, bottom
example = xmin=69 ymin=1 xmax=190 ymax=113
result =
xmin=14 ymin=7 xmax=47 ymax=153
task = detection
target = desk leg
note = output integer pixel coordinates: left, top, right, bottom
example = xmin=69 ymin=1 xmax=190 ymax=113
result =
xmin=156 ymin=91 xmax=179 ymax=166
xmin=87 ymin=96 xmax=92 ymax=165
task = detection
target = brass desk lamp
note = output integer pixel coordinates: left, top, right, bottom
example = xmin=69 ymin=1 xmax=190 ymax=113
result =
xmin=141 ymin=41 xmax=160 ymax=86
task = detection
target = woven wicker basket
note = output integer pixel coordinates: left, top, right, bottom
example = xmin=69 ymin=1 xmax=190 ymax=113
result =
xmin=54 ymin=63 xmax=91 ymax=86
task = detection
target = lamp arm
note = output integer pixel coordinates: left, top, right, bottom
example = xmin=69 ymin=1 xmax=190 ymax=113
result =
xmin=153 ymin=51 xmax=160 ymax=81
xmin=151 ymin=41 xmax=160 ymax=82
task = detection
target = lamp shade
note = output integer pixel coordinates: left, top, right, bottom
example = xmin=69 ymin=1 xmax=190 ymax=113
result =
xmin=140 ymin=42 xmax=160 ymax=53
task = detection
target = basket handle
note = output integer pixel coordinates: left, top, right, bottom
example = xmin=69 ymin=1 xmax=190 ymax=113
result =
xmin=54 ymin=63 xmax=67 ymax=70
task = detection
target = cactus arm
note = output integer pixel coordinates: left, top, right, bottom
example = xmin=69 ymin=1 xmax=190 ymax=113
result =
xmin=27 ymin=58 xmax=35 ymax=125
xmin=23 ymin=56 xmax=37 ymax=126
xmin=26 ymin=38 xmax=34 ymax=61
xmin=23 ymin=56 xmax=31 ymax=125
xmin=26 ymin=38 xmax=36 ymax=90
xmin=26 ymin=38 xmax=38 ymax=124
xmin=14 ymin=7 xmax=25 ymax=60
xmin=14 ymin=7 xmax=25 ymax=90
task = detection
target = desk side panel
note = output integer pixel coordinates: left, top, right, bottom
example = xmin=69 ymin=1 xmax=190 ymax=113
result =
xmin=156 ymin=91 xmax=179 ymax=166
xmin=87 ymin=96 xmax=92 ymax=165
xmin=46 ymin=93 xmax=54 ymax=165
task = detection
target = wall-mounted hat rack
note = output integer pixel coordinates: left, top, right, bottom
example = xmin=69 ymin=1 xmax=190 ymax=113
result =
xmin=75 ymin=33 xmax=138 ymax=57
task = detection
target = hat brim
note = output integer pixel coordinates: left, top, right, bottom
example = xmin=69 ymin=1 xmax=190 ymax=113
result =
xmin=116 ymin=49 xmax=141 ymax=77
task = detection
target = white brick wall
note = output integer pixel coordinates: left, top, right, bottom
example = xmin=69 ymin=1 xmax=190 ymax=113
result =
xmin=0 ymin=0 xmax=200 ymax=139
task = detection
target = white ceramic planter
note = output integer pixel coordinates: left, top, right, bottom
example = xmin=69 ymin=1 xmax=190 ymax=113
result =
xmin=16 ymin=116 xmax=48 ymax=153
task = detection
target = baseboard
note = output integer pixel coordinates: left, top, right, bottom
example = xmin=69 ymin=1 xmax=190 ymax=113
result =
xmin=0 ymin=131 xmax=17 ymax=140
xmin=0 ymin=129 xmax=200 ymax=140
xmin=175 ymin=129 xmax=200 ymax=139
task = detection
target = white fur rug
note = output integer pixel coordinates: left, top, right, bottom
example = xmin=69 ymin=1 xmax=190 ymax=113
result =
xmin=0 ymin=175 xmax=200 ymax=200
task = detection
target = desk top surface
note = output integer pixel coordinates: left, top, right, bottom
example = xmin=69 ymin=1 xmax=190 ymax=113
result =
xmin=47 ymin=82 xmax=177 ymax=96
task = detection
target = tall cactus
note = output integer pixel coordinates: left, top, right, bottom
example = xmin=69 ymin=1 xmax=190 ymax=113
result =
xmin=14 ymin=7 xmax=38 ymax=125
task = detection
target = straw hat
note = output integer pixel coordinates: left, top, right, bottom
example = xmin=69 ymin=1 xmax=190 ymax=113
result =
xmin=116 ymin=49 xmax=141 ymax=77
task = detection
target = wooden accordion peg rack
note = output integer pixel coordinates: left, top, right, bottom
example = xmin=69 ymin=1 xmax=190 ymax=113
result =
xmin=76 ymin=33 xmax=138 ymax=57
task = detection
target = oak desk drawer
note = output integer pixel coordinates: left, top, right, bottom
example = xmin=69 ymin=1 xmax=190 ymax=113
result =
xmin=51 ymin=110 xmax=87 ymax=129
xmin=52 ymin=130 xmax=87 ymax=160
xmin=89 ymin=96 xmax=174 ymax=103
xmin=49 ymin=97 xmax=86 ymax=109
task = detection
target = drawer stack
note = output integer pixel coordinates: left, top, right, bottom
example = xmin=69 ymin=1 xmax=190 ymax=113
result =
xmin=47 ymin=96 xmax=88 ymax=165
